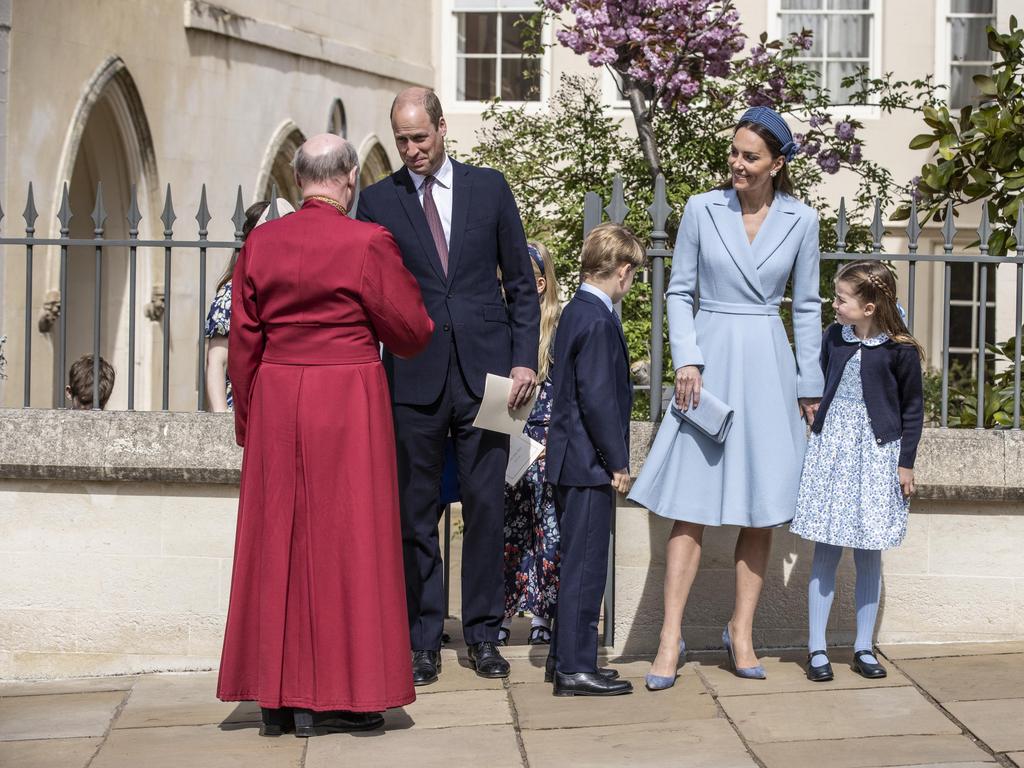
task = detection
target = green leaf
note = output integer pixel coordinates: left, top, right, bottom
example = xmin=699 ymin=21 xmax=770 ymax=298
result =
xmin=891 ymin=203 xmax=911 ymax=221
xmin=909 ymin=132 xmax=938 ymax=150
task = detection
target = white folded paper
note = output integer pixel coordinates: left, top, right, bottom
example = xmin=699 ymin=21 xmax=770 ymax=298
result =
xmin=471 ymin=373 xmax=538 ymax=435
xmin=505 ymin=432 xmax=545 ymax=485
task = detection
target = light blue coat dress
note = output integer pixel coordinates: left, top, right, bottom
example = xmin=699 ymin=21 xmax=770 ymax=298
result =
xmin=628 ymin=188 xmax=824 ymax=528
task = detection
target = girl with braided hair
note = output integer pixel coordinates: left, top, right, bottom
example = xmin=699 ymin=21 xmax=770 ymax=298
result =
xmin=790 ymin=259 xmax=924 ymax=683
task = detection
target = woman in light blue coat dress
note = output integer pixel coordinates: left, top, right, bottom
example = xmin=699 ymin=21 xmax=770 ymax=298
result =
xmin=629 ymin=107 xmax=823 ymax=686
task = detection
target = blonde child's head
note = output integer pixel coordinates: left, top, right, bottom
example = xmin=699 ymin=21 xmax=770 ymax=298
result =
xmin=580 ymin=224 xmax=646 ymax=306
xmin=835 ymin=259 xmax=924 ymax=357
xmin=529 ymin=241 xmax=561 ymax=382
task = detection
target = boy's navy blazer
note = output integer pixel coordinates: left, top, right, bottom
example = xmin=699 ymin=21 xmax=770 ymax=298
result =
xmin=356 ymin=157 xmax=539 ymax=405
xmin=546 ymin=289 xmax=633 ymax=487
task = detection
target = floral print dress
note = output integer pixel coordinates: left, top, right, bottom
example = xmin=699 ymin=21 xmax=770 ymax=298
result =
xmin=205 ymin=281 xmax=233 ymax=410
xmin=503 ymin=378 xmax=560 ymax=620
xmin=790 ymin=325 xmax=909 ymax=550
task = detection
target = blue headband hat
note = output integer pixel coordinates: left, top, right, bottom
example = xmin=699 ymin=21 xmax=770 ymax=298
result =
xmin=738 ymin=106 xmax=799 ymax=162
xmin=527 ymin=244 xmax=545 ymax=272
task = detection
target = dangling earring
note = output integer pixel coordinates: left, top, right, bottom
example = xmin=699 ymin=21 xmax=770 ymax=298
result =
xmin=770 ymin=170 xmax=778 ymax=177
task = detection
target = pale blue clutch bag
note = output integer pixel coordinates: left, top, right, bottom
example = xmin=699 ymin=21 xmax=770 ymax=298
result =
xmin=670 ymin=387 xmax=734 ymax=444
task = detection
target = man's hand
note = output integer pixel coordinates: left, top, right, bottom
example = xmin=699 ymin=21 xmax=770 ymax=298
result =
xmin=611 ymin=469 xmax=632 ymax=495
xmin=508 ymin=366 xmax=538 ymax=409
xmin=675 ymin=366 xmax=702 ymax=411
xmin=798 ymin=397 xmax=821 ymax=425
xmin=898 ymin=467 xmax=915 ymax=499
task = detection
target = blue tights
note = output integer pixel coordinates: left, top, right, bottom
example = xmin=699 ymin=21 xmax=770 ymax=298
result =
xmin=807 ymin=542 xmax=881 ymax=667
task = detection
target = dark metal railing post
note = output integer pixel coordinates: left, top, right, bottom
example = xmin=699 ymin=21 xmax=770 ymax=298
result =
xmin=127 ymin=185 xmax=141 ymax=411
xmin=91 ymin=183 xmax=107 ymax=410
xmin=161 ymin=185 xmax=176 ymax=410
xmin=647 ymin=174 xmax=671 ymax=423
xmin=905 ymin=198 xmax=921 ymax=332
xmin=976 ymin=207 xmax=991 ymax=429
xmin=941 ymin=202 xmax=956 ymax=428
xmin=57 ymin=183 xmax=71 ymax=408
xmin=1014 ymin=202 xmax=1023 ymax=430
xmin=22 ymin=183 xmax=38 ymax=407
xmin=196 ymin=185 xmax=211 ymax=411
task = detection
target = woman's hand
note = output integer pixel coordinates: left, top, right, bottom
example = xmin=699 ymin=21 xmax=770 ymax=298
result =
xmin=675 ymin=365 xmax=702 ymax=411
xmin=798 ymin=397 xmax=820 ymax=425
xmin=898 ymin=467 xmax=915 ymax=498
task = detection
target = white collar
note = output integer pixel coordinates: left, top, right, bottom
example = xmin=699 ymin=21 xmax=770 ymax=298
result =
xmin=408 ymin=155 xmax=453 ymax=191
xmin=842 ymin=324 xmax=889 ymax=347
xmin=580 ymin=282 xmax=614 ymax=313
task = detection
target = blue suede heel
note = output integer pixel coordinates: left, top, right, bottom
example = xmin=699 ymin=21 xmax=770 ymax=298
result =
xmin=722 ymin=625 xmax=766 ymax=680
xmin=644 ymin=639 xmax=686 ymax=691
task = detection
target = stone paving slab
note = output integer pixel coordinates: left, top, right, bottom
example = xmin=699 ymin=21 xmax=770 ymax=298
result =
xmin=1007 ymin=752 xmax=1024 ymax=767
xmin=305 ymin=724 xmax=522 ymax=768
xmin=895 ymin=654 xmax=1024 ymax=702
xmin=880 ymin=642 xmax=1024 ymax=660
xmin=0 ymin=691 xmax=125 ymax=741
xmin=0 ymin=737 xmax=102 ymax=768
xmin=751 ymin=734 xmax=993 ymax=768
xmin=90 ymin=724 xmax=305 ymax=768
xmin=521 ymin=718 xmax=755 ymax=768
xmin=0 ymin=675 xmax=135 ymax=697
xmin=114 ymin=671 xmax=258 ymax=729
xmin=694 ymin=650 xmax=913 ymax=697
xmin=719 ymin=687 xmax=961 ymax=744
xmin=511 ymin=666 xmax=717 ymax=731
xmin=384 ymin=689 xmax=512 ymax=730
xmin=423 ymin=650 xmax=505 ymax=692
xmin=945 ymin=698 xmax=1024 ymax=753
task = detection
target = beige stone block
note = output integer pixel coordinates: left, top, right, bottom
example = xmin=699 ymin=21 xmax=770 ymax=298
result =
xmin=159 ymin=493 xmax=237 ymax=558
xmin=945 ymin=698 xmax=1024 ymax=752
xmin=752 ymin=734 xmax=991 ymax=768
xmin=879 ymin=575 xmax=1015 ymax=636
xmin=879 ymin=641 xmax=1024 ymax=660
xmin=719 ymin=687 xmax=960 ymax=743
xmin=0 ymin=609 xmax=77 ymax=652
xmin=90 ymin=724 xmax=304 ymax=768
xmin=512 ymin=666 xmax=715 ymax=730
xmin=0 ymin=676 xmax=134 ymax=697
xmin=73 ymin=612 xmax=190 ymax=655
xmin=417 ymin=652 xmax=505 ymax=691
xmin=115 ymin=672 xmax=257 ymax=729
xmin=219 ymin=557 xmax=234 ymax=612
xmin=1015 ymin=578 xmax=1024 ymax=636
xmin=0 ymin=552 xmax=104 ymax=611
xmin=0 ymin=737 xmax=102 ymax=768
xmin=0 ymin=691 xmax=124 ymax=740
xmin=0 ymin=487 xmax=162 ymax=555
xmin=522 ymin=718 xmax=756 ymax=768
xmin=187 ymin=614 xmax=226 ymax=657
xmin=614 ymin=507 xmax=670 ymax=569
xmin=0 ymin=651 xmax=218 ymax=680
xmin=694 ymin=650 xmax=912 ymax=697
xmin=1007 ymin=752 xmax=1024 ymax=768
xmin=306 ymin=724 xmax=522 ymax=768
xmin=927 ymin=510 xmax=1024 ymax=577
xmin=898 ymin=653 xmax=1024 ymax=702
xmin=882 ymin=511 xmax=930 ymax=575
xmin=90 ymin=554 xmax=222 ymax=614
xmin=915 ymin=431 xmax=1004 ymax=488
xmin=385 ymin=689 xmax=511 ymax=730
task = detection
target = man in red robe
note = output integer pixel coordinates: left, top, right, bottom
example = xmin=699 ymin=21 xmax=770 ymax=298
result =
xmin=217 ymin=133 xmax=434 ymax=737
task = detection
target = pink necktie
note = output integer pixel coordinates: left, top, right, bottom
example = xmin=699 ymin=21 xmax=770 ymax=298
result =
xmin=422 ymin=176 xmax=449 ymax=275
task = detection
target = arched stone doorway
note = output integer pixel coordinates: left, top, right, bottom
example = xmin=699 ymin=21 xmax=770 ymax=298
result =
xmin=327 ymin=98 xmax=347 ymax=137
xmin=51 ymin=56 xmax=159 ymax=409
xmin=256 ymin=121 xmax=305 ymax=209
xmin=359 ymin=137 xmax=392 ymax=190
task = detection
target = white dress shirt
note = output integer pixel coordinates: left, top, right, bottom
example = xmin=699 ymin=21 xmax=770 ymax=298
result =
xmin=407 ymin=155 xmax=453 ymax=248
xmin=580 ymin=282 xmax=614 ymax=313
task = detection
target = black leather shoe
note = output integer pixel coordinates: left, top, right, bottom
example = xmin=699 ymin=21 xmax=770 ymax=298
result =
xmin=412 ymin=649 xmax=441 ymax=686
xmin=468 ymin=641 xmax=510 ymax=678
xmin=259 ymin=707 xmax=294 ymax=737
xmin=293 ymin=708 xmax=384 ymax=738
xmin=544 ymin=656 xmax=620 ymax=683
xmin=805 ymin=651 xmax=834 ymax=683
xmin=852 ymin=649 xmax=887 ymax=679
xmin=553 ymin=671 xmax=633 ymax=697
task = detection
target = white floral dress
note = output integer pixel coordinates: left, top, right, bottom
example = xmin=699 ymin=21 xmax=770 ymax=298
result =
xmin=790 ymin=326 xmax=909 ymax=550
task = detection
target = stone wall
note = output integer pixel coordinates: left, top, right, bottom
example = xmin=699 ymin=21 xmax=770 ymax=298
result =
xmin=0 ymin=409 xmax=1022 ymax=678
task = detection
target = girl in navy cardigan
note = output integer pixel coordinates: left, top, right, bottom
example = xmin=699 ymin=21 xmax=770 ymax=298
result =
xmin=790 ymin=259 xmax=924 ymax=683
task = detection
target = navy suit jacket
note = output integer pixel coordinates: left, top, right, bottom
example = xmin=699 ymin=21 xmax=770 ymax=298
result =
xmin=546 ymin=290 xmax=633 ymax=487
xmin=356 ymin=158 xmax=539 ymax=405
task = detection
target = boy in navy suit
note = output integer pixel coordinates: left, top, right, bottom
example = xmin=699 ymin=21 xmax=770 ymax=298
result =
xmin=545 ymin=223 xmax=645 ymax=697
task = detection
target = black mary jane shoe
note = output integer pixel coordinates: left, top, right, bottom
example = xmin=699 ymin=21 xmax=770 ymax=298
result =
xmin=412 ymin=649 xmax=442 ymax=686
xmin=293 ymin=708 xmax=385 ymax=738
xmin=259 ymin=707 xmax=294 ymax=737
xmin=852 ymin=649 xmax=887 ymax=679
xmin=528 ymin=625 xmax=552 ymax=645
xmin=805 ymin=651 xmax=834 ymax=683
xmin=468 ymin=641 xmax=510 ymax=679
xmin=497 ymin=626 xmax=511 ymax=646
xmin=544 ymin=655 xmax=620 ymax=684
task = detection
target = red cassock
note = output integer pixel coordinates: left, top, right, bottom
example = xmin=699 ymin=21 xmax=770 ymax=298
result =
xmin=217 ymin=198 xmax=433 ymax=712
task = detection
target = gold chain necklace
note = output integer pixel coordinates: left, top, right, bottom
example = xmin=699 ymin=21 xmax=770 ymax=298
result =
xmin=306 ymin=195 xmax=348 ymax=216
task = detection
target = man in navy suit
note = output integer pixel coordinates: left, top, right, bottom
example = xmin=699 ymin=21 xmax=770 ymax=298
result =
xmin=545 ymin=223 xmax=644 ymax=697
xmin=357 ymin=87 xmax=539 ymax=685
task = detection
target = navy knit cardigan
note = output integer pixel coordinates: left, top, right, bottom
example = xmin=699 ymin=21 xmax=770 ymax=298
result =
xmin=811 ymin=323 xmax=924 ymax=468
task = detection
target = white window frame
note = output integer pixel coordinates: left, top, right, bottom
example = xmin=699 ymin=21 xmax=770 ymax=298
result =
xmin=948 ymin=259 xmax=997 ymax=375
xmin=602 ymin=68 xmax=632 ymax=112
xmin=767 ymin=0 xmax=883 ymax=120
xmin=935 ymin=0 xmax=998 ymax=110
xmin=441 ymin=0 xmax=553 ymax=113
